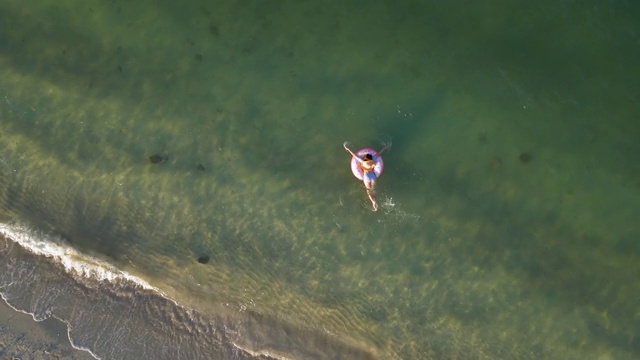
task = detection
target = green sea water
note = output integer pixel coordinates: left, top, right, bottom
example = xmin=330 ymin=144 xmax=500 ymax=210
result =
xmin=1 ymin=0 xmax=639 ymax=359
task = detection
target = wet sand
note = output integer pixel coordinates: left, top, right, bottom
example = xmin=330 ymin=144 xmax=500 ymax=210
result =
xmin=0 ymin=298 xmax=93 ymax=360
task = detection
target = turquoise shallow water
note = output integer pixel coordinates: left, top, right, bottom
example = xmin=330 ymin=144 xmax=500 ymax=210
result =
xmin=1 ymin=0 xmax=640 ymax=359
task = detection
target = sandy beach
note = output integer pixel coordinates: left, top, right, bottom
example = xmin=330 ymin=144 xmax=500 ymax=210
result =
xmin=0 ymin=298 xmax=92 ymax=360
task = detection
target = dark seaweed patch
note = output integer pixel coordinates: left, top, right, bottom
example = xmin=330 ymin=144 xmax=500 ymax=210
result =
xmin=519 ymin=152 xmax=533 ymax=163
xmin=149 ymin=154 xmax=167 ymax=164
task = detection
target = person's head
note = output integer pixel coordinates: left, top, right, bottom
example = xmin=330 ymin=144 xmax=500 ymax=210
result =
xmin=364 ymin=153 xmax=373 ymax=160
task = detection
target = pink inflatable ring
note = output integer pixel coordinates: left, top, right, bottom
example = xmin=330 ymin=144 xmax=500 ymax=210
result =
xmin=350 ymin=148 xmax=384 ymax=180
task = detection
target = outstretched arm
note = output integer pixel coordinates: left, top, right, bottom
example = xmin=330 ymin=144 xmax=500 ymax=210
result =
xmin=343 ymin=142 xmax=364 ymax=163
xmin=377 ymin=144 xmax=391 ymax=156
xmin=343 ymin=142 xmax=358 ymax=158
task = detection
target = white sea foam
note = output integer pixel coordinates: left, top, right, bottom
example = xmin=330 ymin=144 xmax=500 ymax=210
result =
xmin=0 ymin=221 xmax=369 ymax=360
xmin=0 ymin=222 xmax=157 ymax=291
xmin=380 ymin=196 xmax=421 ymax=221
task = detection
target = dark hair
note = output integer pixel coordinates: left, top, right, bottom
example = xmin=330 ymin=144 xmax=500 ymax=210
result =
xmin=364 ymin=153 xmax=373 ymax=160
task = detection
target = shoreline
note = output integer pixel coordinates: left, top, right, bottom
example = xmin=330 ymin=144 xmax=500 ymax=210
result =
xmin=0 ymin=228 xmax=379 ymax=360
xmin=0 ymin=296 xmax=94 ymax=360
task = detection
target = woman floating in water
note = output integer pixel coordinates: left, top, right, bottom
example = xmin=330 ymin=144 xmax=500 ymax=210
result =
xmin=343 ymin=141 xmax=391 ymax=211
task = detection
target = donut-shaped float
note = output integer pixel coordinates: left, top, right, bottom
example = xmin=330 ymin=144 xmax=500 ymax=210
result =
xmin=350 ymin=148 xmax=384 ymax=180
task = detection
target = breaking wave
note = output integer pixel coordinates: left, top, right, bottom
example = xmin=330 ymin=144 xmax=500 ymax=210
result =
xmin=0 ymin=222 xmax=377 ymax=360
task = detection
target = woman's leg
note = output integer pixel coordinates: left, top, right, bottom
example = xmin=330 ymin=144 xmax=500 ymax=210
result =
xmin=364 ymin=180 xmax=378 ymax=211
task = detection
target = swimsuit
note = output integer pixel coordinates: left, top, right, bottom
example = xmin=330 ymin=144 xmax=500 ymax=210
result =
xmin=363 ymin=170 xmax=377 ymax=185
xmin=359 ymin=158 xmax=378 ymax=185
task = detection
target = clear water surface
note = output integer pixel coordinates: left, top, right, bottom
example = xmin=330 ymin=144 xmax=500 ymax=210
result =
xmin=0 ymin=1 xmax=639 ymax=359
